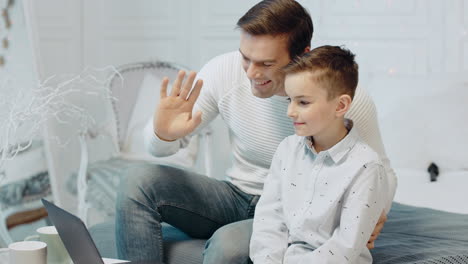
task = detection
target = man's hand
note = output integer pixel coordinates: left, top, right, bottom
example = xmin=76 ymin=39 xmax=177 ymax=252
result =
xmin=367 ymin=210 xmax=387 ymax=249
xmin=154 ymin=70 xmax=203 ymax=141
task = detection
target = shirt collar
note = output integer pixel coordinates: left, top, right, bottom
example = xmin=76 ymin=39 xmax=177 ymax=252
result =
xmin=302 ymin=119 xmax=358 ymax=164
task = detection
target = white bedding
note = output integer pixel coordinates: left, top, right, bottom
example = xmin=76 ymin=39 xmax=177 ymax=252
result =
xmin=393 ymin=168 xmax=468 ymax=214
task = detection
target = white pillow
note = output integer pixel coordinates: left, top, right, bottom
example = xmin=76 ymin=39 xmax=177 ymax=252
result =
xmin=122 ymin=72 xmax=198 ymax=168
xmin=371 ymin=75 xmax=468 ymax=170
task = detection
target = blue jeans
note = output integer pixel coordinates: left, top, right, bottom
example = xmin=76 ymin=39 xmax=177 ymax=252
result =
xmin=115 ymin=164 xmax=258 ymax=263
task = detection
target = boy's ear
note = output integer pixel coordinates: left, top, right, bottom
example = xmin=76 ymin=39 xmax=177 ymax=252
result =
xmin=335 ymin=94 xmax=352 ymax=117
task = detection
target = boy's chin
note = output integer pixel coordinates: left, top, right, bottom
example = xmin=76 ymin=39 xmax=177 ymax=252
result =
xmin=294 ymin=131 xmax=310 ymax=137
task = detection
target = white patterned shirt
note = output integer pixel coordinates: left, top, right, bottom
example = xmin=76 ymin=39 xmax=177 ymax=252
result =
xmin=250 ymin=120 xmax=389 ymax=264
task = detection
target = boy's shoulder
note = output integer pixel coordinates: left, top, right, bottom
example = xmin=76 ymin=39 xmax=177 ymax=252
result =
xmin=279 ymin=134 xmax=303 ymax=149
xmin=273 ymin=135 xmax=305 ymax=158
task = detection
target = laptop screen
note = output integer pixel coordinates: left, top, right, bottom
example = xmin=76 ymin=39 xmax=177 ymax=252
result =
xmin=42 ymin=199 xmax=105 ymax=264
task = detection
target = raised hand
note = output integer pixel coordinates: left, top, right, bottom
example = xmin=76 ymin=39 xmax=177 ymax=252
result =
xmin=154 ymin=70 xmax=203 ymax=141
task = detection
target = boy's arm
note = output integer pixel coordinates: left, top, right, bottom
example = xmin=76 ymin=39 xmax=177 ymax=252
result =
xmin=294 ymin=163 xmax=389 ymax=264
xmin=250 ymin=144 xmax=289 ymax=264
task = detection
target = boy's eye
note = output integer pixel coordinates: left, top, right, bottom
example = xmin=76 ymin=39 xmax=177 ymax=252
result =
xmin=286 ymin=97 xmax=291 ymax=102
xmin=299 ymin=101 xmax=310 ymax=105
xmin=263 ymin=63 xmax=274 ymax=67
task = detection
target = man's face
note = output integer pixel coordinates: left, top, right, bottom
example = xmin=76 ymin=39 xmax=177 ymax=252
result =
xmin=239 ymin=31 xmax=291 ymax=98
xmin=285 ymin=72 xmax=340 ymax=138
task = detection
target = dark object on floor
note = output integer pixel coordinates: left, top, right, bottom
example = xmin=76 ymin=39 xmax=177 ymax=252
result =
xmin=428 ymin=162 xmax=439 ymax=182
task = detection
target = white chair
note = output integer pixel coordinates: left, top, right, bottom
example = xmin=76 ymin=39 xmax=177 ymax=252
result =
xmin=73 ymin=61 xmax=216 ymax=225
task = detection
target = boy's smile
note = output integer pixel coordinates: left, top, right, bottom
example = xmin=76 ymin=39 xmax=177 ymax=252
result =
xmin=285 ymin=71 xmax=348 ymax=152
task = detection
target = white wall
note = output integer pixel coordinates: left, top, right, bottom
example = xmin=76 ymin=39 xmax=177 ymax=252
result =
xmin=32 ymin=0 xmax=468 ymax=211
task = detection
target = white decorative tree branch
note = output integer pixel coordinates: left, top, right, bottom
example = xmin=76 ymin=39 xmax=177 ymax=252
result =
xmin=0 ymin=66 xmax=121 ymax=182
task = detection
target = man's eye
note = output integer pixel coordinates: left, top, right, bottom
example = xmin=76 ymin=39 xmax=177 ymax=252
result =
xmin=263 ymin=63 xmax=274 ymax=67
xmin=299 ymin=101 xmax=310 ymax=105
xmin=286 ymin=97 xmax=291 ymax=102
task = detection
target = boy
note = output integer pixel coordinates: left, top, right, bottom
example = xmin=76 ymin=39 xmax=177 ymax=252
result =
xmin=250 ymin=46 xmax=389 ymax=263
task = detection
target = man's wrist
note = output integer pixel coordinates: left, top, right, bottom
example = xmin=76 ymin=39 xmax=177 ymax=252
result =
xmin=155 ymin=132 xmax=177 ymax=142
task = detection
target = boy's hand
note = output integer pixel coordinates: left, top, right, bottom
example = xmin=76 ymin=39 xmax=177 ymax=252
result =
xmin=154 ymin=70 xmax=203 ymax=141
xmin=367 ymin=210 xmax=387 ymax=249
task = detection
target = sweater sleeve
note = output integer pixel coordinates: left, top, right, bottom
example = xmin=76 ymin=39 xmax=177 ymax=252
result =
xmin=144 ymin=52 xmax=238 ymax=157
xmin=346 ymin=86 xmax=397 ymax=213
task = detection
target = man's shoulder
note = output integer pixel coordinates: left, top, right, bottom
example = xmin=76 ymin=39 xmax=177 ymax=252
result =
xmin=203 ymin=51 xmax=242 ymax=70
xmin=345 ymin=85 xmax=375 ymax=120
xmin=278 ymin=134 xmax=303 ymax=151
xmin=198 ymin=51 xmax=244 ymax=85
xmin=220 ymin=50 xmax=242 ymax=61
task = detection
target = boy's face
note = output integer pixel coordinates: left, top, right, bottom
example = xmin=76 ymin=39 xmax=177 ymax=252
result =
xmin=239 ymin=31 xmax=291 ymax=98
xmin=285 ymin=72 xmax=341 ymax=138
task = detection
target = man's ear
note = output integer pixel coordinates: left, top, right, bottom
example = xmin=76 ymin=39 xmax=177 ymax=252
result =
xmin=336 ymin=94 xmax=352 ymax=117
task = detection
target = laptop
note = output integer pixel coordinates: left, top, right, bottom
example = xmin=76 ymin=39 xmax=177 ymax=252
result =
xmin=41 ymin=199 xmax=159 ymax=264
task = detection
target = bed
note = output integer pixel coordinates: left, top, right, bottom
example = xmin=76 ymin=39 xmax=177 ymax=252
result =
xmin=84 ymin=139 xmax=468 ymax=264
xmin=76 ymin=61 xmax=468 ymax=263
xmin=88 ymin=200 xmax=468 ymax=264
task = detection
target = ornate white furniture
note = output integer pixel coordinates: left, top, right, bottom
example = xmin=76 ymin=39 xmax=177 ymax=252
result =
xmin=73 ymin=61 xmax=216 ymax=225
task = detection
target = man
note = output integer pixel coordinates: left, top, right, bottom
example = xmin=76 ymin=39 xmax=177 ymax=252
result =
xmin=116 ymin=0 xmax=397 ymax=263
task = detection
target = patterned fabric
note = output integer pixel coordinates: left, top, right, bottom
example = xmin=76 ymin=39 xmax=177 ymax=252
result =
xmin=67 ymin=158 xmax=149 ymax=218
xmin=88 ymin=202 xmax=468 ymax=264
xmin=372 ymin=203 xmax=468 ymax=264
xmin=67 ymin=157 xmax=192 ymax=218
xmin=0 ymin=171 xmax=50 ymax=210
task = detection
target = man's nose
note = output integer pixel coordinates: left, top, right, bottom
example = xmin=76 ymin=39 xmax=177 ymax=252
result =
xmin=246 ymin=63 xmax=261 ymax=79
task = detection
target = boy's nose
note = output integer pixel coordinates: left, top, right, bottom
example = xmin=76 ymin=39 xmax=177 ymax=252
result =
xmin=287 ymin=105 xmax=297 ymax=118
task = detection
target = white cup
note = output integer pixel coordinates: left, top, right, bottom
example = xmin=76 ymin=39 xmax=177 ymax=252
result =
xmin=24 ymin=226 xmax=72 ymax=264
xmin=8 ymin=241 xmax=47 ymax=264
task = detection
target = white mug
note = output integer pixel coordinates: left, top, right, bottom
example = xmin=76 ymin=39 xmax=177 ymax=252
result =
xmin=8 ymin=241 xmax=47 ymax=264
xmin=25 ymin=226 xmax=72 ymax=264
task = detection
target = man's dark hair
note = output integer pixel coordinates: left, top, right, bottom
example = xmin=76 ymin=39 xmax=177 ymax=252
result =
xmin=237 ymin=0 xmax=313 ymax=59
xmin=283 ymin=45 xmax=359 ymax=100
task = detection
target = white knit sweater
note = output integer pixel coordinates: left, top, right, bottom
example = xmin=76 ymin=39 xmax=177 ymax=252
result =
xmin=144 ymin=51 xmax=397 ymax=211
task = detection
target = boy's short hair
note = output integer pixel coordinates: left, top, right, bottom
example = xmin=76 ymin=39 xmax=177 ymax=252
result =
xmin=236 ymin=0 xmax=313 ymax=60
xmin=283 ymin=45 xmax=359 ymax=100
